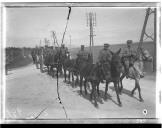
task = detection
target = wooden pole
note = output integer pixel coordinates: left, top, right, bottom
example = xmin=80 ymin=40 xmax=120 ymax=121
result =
xmin=153 ymin=8 xmax=156 ymax=72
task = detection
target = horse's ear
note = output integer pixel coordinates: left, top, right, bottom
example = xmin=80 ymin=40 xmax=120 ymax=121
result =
xmin=116 ymin=48 xmax=121 ymax=55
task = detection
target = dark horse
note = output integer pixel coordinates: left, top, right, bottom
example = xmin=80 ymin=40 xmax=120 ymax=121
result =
xmin=98 ymin=48 xmax=123 ymax=106
xmin=62 ymin=53 xmax=79 ymax=85
xmin=76 ymin=54 xmax=93 ymax=95
xmin=43 ymin=48 xmax=62 ymax=77
xmin=120 ymin=48 xmax=153 ymax=102
xmin=77 ymin=49 xmax=123 ymax=106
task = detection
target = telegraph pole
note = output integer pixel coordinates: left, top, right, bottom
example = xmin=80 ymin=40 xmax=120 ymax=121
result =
xmin=51 ymin=31 xmax=59 ymax=47
xmin=86 ymin=12 xmax=96 ymax=64
xmin=153 ymin=8 xmax=156 ymax=72
xmin=138 ymin=8 xmax=156 ymax=72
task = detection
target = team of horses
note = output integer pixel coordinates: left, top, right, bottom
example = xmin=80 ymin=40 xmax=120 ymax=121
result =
xmin=31 ymin=47 xmax=153 ymax=107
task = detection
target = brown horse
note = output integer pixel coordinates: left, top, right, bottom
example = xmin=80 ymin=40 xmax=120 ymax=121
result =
xmin=100 ymin=48 xmax=123 ymax=106
xmin=62 ymin=53 xmax=79 ymax=84
xmin=75 ymin=53 xmax=93 ymax=95
xmin=120 ymin=48 xmax=153 ymax=102
xmin=86 ymin=49 xmax=123 ymax=106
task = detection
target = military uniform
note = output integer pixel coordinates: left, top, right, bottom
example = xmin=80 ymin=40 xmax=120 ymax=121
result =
xmin=60 ymin=47 xmax=68 ymax=57
xmin=77 ymin=49 xmax=89 ymax=61
xmin=98 ymin=44 xmax=112 ymax=63
xmin=39 ymin=47 xmax=44 ymax=72
xmin=122 ymin=40 xmax=144 ymax=78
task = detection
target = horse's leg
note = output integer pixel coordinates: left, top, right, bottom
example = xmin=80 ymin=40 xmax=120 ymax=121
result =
xmin=80 ymin=76 xmax=83 ymax=94
xmin=117 ymin=82 xmax=121 ymax=95
xmin=51 ymin=66 xmax=54 ymax=78
xmin=75 ymin=75 xmax=78 ymax=85
xmin=84 ymin=78 xmax=87 ymax=95
xmin=68 ymin=70 xmax=71 ymax=83
xmin=71 ymin=72 xmax=75 ymax=87
xmin=136 ymin=79 xmax=144 ymax=102
xmin=97 ymin=81 xmax=100 ymax=97
xmin=64 ymin=69 xmax=66 ymax=82
xmin=90 ymin=81 xmax=94 ymax=101
xmin=131 ymin=79 xmax=138 ymax=96
xmin=104 ymin=81 xmax=109 ymax=98
xmin=114 ymin=81 xmax=122 ymax=106
xmin=120 ymin=73 xmax=126 ymax=93
xmin=72 ymin=72 xmax=74 ymax=83
xmin=93 ymin=83 xmax=97 ymax=106
xmin=36 ymin=62 xmax=38 ymax=69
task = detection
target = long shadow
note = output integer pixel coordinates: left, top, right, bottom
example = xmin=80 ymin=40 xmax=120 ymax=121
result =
xmin=99 ymin=89 xmax=122 ymax=107
xmin=75 ymin=90 xmax=104 ymax=108
xmin=75 ymin=87 xmax=122 ymax=107
xmin=109 ymin=86 xmax=141 ymax=102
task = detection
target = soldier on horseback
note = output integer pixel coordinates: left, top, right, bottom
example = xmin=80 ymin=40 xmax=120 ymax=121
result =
xmin=122 ymin=40 xmax=144 ymax=78
xmin=39 ymin=47 xmax=44 ymax=73
xmin=77 ymin=45 xmax=90 ymax=62
xmin=98 ymin=43 xmax=112 ymax=64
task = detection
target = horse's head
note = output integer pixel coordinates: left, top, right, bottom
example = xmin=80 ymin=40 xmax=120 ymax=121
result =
xmin=141 ymin=48 xmax=153 ymax=62
xmin=110 ymin=48 xmax=123 ymax=75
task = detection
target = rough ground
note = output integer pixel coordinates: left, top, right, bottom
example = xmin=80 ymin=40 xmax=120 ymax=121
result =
xmin=5 ymin=64 xmax=156 ymax=122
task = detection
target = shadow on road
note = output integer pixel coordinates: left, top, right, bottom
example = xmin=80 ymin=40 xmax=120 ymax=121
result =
xmin=109 ymin=86 xmax=141 ymax=102
xmin=75 ymin=88 xmax=121 ymax=108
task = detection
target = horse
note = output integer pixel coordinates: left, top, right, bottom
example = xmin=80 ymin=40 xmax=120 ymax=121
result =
xmin=76 ymin=53 xmax=93 ymax=95
xmin=35 ymin=54 xmax=40 ymax=69
xmin=31 ymin=49 xmax=36 ymax=64
xmin=98 ymin=48 xmax=123 ymax=106
xmin=87 ymin=63 xmax=104 ymax=105
xmin=119 ymin=48 xmax=153 ymax=102
xmin=62 ymin=53 xmax=79 ymax=85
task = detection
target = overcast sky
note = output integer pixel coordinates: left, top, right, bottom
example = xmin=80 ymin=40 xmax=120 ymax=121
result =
xmin=6 ymin=7 xmax=154 ymax=48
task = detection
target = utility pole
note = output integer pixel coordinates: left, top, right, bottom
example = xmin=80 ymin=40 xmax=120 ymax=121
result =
xmin=153 ymin=8 xmax=156 ymax=72
xmin=86 ymin=12 xmax=96 ymax=64
xmin=138 ymin=8 xmax=156 ymax=72
xmin=44 ymin=38 xmax=47 ymax=46
xmin=51 ymin=31 xmax=59 ymax=47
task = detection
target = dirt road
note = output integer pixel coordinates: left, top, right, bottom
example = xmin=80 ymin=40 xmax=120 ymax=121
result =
xmin=5 ymin=64 xmax=156 ymax=122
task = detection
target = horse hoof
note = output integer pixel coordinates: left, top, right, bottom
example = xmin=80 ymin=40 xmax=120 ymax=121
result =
xmin=94 ymin=103 xmax=98 ymax=108
xmin=119 ymin=102 xmax=122 ymax=107
xmin=139 ymin=98 xmax=144 ymax=102
xmin=104 ymin=96 xmax=108 ymax=100
xmin=131 ymin=92 xmax=134 ymax=97
xmin=80 ymin=91 xmax=82 ymax=95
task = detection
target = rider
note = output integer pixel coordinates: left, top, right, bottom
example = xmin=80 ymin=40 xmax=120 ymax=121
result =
xmin=98 ymin=43 xmax=112 ymax=64
xmin=122 ymin=40 xmax=144 ymax=78
xmin=77 ymin=45 xmax=89 ymax=62
xmin=39 ymin=47 xmax=44 ymax=73
xmin=97 ymin=43 xmax=112 ymax=83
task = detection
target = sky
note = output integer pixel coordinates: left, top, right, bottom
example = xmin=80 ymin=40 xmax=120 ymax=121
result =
xmin=6 ymin=7 xmax=154 ymax=48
